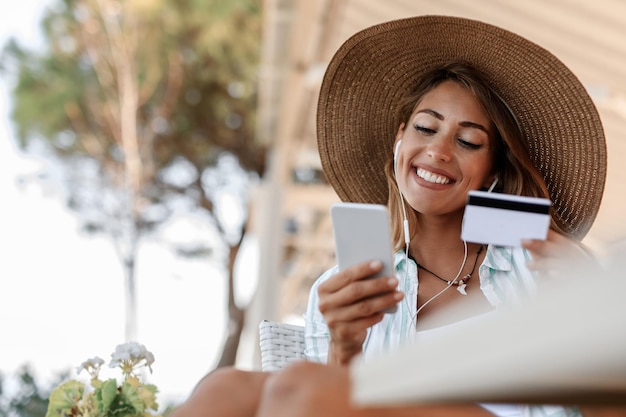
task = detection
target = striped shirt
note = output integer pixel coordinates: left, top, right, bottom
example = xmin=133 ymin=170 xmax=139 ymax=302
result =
xmin=303 ymin=244 xmax=582 ymax=417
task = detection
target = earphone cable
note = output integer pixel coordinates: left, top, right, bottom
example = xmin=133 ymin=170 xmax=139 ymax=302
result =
xmin=410 ymin=240 xmax=468 ymax=326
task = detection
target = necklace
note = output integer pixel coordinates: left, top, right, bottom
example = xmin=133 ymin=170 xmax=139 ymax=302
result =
xmin=416 ymin=245 xmax=484 ymax=295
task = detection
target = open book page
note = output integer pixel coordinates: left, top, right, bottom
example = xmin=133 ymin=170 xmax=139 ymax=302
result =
xmin=351 ymin=260 xmax=626 ymax=406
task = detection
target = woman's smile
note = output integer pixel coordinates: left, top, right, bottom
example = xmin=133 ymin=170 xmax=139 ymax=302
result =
xmin=415 ymin=166 xmax=453 ymax=185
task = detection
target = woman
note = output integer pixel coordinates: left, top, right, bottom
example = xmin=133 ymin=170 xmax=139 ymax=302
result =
xmin=305 ymin=63 xmax=576 ymax=367
xmin=171 ymin=15 xmax=609 ymax=417
xmin=305 ymin=15 xmax=605 ymax=377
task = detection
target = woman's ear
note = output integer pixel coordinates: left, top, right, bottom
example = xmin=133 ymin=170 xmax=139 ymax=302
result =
xmin=396 ymin=123 xmax=405 ymax=139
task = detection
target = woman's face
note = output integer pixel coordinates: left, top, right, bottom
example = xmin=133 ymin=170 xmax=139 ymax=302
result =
xmin=394 ymin=80 xmax=496 ymax=218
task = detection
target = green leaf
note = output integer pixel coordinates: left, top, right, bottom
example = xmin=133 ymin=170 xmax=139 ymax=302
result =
xmin=139 ymin=383 xmax=159 ymax=411
xmin=45 ymin=380 xmax=84 ymax=417
xmin=120 ymin=381 xmax=144 ymax=414
xmin=96 ymin=379 xmax=119 ymax=414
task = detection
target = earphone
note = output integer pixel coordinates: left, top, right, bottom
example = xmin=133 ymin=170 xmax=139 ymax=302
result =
xmin=393 ymin=140 xmax=402 ymax=167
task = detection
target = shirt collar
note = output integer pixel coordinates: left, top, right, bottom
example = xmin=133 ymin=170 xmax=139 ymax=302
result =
xmin=482 ymin=244 xmax=514 ymax=272
xmin=394 ymin=245 xmax=515 ymax=273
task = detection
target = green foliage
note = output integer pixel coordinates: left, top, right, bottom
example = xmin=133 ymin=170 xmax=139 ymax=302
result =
xmin=1 ymin=0 xmax=263 ymax=364
xmin=1 ymin=0 xmax=265 ymax=234
xmin=0 ymin=365 xmax=170 ymax=417
xmin=45 ymin=343 xmax=162 ymax=417
xmin=97 ymin=379 xmax=118 ymax=414
xmin=46 ymin=380 xmax=84 ymax=416
xmin=46 ymin=378 xmax=160 ymax=417
xmin=0 ymin=365 xmax=64 ymax=417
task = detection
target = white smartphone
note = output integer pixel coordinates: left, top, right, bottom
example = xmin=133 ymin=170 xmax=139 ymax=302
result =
xmin=330 ymin=202 xmax=397 ymax=314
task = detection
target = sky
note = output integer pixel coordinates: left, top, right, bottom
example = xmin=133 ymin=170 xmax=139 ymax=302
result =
xmin=0 ymin=0 xmax=259 ymax=407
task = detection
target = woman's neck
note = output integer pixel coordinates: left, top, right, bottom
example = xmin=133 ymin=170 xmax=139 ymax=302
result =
xmin=407 ymin=211 xmax=485 ymax=274
xmin=408 ymin=212 xmax=492 ymax=330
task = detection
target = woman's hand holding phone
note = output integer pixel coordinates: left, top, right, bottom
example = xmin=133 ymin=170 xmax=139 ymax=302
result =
xmin=316 ymin=259 xmax=403 ymax=366
xmin=323 ymin=203 xmax=403 ymax=365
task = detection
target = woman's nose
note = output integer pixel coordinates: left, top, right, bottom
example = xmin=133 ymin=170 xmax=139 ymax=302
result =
xmin=426 ymin=137 xmax=453 ymax=162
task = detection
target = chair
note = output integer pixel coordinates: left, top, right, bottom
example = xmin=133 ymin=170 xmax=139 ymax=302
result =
xmin=259 ymin=320 xmax=306 ymax=371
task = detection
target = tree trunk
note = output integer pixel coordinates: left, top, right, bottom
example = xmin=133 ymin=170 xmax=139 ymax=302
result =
xmin=215 ymin=232 xmax=246 ymax=368
xmin=123 ymin=254 xmax=138 ymax=342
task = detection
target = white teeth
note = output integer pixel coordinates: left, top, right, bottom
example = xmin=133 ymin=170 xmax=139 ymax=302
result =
xmin=416 ymin=168 xmax=451 ymax=184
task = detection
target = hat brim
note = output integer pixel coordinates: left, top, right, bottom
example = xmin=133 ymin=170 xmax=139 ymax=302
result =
xmin=317 ymin=15 xmax=607 ymax=240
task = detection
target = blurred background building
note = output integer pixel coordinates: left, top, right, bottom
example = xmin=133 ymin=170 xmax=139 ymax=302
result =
xmin=243 ymin=0 xmax=626 ymax=365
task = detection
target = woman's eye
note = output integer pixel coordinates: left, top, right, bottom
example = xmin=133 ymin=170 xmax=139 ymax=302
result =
xmin=414 ymin=124 xmax=435 ymax=134
xmin=458 ymin=139 xmax=482 ymax=150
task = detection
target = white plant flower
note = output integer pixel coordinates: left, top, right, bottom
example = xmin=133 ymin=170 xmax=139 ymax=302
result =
xmin=47 ymin=343 xmax=160 ymax=417
xmin=144 ymin=349 xmax=155 ymax=367
xmin=109 ymin=341 xmax=155 ymax=376
xmin=76 ymin=356 xmax=104 ymax=379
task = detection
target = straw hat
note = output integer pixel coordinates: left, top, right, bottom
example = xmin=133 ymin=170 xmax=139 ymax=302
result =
xmin=317 ymin=15 xmax=607 ymax=240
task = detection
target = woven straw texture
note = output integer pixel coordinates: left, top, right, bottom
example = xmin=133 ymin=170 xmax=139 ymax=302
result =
xmin=317 ymin=15 xmax=606 ymax=240
xmin=259 ymin=320 xmax=306 ymax=371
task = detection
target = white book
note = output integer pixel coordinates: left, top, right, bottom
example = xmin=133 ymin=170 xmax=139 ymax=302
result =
xmin=351 ymin=261 xmax=626 ymax=406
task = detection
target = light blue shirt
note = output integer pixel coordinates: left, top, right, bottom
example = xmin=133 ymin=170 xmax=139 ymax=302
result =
xmin=303 ymin=245 xmax=582 ymax=417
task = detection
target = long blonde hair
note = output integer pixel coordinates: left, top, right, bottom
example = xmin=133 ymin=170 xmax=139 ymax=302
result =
xmin=385 ymin=62 xmax=561 ymax=251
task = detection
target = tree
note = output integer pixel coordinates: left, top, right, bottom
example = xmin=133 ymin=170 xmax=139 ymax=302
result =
xmin=0 ymin=366 xmax=58 ymax=417
xmin=1 ymin=0 xmax=265 ymax=365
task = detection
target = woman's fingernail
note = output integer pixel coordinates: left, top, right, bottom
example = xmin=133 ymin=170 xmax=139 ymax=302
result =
xmin=370 ymin=260 xmax=382 ymax=269
xmin=387 ymin=277 xmax=398 ymax=286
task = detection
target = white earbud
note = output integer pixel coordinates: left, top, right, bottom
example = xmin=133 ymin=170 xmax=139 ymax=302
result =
xmin=393 ymin=140 xmax=402 ymax=173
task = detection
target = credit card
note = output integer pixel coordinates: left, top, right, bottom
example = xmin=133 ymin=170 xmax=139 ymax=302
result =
xmin=461 ymin=190 xmax=551 ymax=247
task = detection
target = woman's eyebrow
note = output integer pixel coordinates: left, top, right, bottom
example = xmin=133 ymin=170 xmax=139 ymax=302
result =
xmin=417 ymin=108 xmax=489 ymax=134
xmin=416 ymin=108 xmax=443 ymax=120
xmin=460 ymin=120 xmax=489 ymax=134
